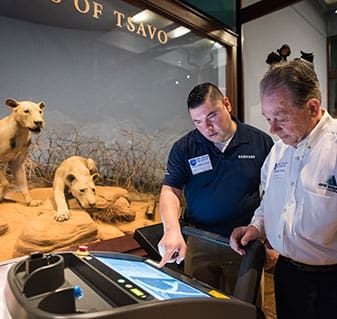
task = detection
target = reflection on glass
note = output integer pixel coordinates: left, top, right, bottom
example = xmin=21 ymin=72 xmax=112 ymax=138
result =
xmin=0 ymin=0 xmax=227 ymax=138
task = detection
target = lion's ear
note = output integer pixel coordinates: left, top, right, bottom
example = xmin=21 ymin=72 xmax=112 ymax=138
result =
xmin=66 ymin=174 xmax=76 ymax=184
xmin=87 ymin=158 xmax=98 ymax=175
xmin=92 ymin=173 xmax=100 ymax=183
xmin=39 ymin=101 xmax=45 ymax=110
xmin=5 ymin=98 xmax=19 ymax=109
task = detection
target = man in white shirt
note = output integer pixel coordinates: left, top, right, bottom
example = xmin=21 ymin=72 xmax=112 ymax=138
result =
xmin=230 ymin=59 xmax=337 ymax=319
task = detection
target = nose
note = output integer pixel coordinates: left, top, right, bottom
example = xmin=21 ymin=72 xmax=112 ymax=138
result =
xmin=205 ymin=119 xmax=213 ymax=131
xmin=89 ymin=197 xmax=96 ymax=207
xmin=269 ymin=120 xmax=280 ymax=135
xmin=34 ymin=120 xmax=43 ymax=126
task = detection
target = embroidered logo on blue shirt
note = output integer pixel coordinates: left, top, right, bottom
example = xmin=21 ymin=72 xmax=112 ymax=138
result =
xmin=237 ymin=154 xmax=256 ymax=159
xmin=318 ymin=175 xmax=337 ymax=193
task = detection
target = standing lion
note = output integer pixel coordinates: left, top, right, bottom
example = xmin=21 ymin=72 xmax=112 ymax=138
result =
xmin=0 ymin=98 xmax=45 ymax=206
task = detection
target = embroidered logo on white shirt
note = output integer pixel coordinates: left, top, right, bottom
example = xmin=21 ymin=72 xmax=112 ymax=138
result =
xmin=188 ymin=154 xmax=213 ymax=175
xmin=272 ymin=161 xmax=288 ymax=180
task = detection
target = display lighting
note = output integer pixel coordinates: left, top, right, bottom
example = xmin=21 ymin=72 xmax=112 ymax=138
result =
xmin=131 ymin=10 xmax=152 ymax=23
xmin=131 ymin=9 xmax=172 ymax=28
xmin=168 ymin=26 xmax=191 ymax=39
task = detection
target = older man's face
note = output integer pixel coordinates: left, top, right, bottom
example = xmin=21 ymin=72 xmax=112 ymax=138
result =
xmin=261 ymin=87 xmax=317 ymax=147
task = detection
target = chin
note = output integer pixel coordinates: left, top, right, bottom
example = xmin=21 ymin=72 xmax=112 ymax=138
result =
xmin=281 ymin=137 xmax=294 ymax=146
xmin=211 ymin=137 xmax=221 ymax=143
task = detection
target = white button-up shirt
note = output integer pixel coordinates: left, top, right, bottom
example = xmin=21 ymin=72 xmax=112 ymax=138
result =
xmin=251 ymin=110 xmax=337 ymax=265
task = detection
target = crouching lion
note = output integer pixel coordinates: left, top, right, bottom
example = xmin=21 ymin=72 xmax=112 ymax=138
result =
xmin=0 ymin=98 xmax=45 ymax=206
xmin=53 ymin=156 xmax=99 ymax=222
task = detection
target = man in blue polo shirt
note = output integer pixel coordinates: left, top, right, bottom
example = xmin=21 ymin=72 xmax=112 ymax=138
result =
xmin=157 ymin=82 xmax=273 ymax=294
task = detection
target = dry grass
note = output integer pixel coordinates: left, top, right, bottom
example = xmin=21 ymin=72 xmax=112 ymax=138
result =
xmin=1 ymin=127 xmax=180 ymax=195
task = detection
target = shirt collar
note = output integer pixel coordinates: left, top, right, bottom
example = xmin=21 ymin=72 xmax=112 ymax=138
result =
xmin=230 ymin=116 xmax=250 ymax=147
xmin=296 ymin=109 xmax=330 ymax=150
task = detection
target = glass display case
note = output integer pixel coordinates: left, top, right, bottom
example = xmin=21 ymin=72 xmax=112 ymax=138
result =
xmin=0 ymin=0 xmax=237 ymax=193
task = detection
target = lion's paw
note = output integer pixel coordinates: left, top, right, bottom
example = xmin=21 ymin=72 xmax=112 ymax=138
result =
xmin=28 ymin=199 xmax=42 ymax=207
xmin=54 ymin=211 xmax=69 ymax=222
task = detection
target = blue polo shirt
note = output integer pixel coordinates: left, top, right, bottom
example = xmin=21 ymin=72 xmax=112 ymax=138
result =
xmin=163 ymin=117 xmax=273 ymax=237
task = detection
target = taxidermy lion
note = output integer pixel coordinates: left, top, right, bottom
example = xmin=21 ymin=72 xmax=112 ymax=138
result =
xmin=0 ymin=98 xmax=45 ymax=206
xmin=53 ymin=156 xmax=99 ymax=222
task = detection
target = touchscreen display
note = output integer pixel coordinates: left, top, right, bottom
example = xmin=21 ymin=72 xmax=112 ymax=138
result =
xmin=97 ymin=257 xmax=210 ymax=300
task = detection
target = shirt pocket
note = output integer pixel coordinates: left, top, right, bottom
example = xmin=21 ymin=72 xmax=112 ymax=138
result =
xmin=298 ymin=189 xmax=337 ymax=245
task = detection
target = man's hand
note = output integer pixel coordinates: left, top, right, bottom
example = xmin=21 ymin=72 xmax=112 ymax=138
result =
xmin=157 ymin=229 xmax=186 ymax=268
xmin=230 ymin=225 xmax=259 ymax=255
xmin=264 ymin=240 xmax=279 ymax=271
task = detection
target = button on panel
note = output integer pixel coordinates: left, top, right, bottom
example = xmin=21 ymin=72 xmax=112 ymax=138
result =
xmin=116 ymin=277 xmax=152 ymax=300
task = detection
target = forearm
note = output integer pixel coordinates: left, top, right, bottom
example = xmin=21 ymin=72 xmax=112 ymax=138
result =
xmin=250 ymin=205 xmax=265 ymax=239
xmin=158 ymin=185 xmax=186 ymax=266
xmin=159 ymin=185 xmax=182 ymax=233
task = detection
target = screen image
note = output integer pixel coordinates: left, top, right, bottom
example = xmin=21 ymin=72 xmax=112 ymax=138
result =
xmin=97 ymin=257 xmax=210 ymax=301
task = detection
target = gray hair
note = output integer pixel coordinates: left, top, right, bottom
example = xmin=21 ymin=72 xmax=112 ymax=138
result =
xmin=260 ymin=59 xmax=321 ymax=108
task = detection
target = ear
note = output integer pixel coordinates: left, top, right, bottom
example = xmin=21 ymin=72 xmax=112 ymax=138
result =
xmin=222 ymin=96 xmax=232 ymax=113
xmin=5 ymin=98 xmax=19 ymax=109
xmin=306 ymin=98 xmax=321 ymax=118
xmin=87 ymin=158 xmax=98 ymax=175
xmin=39 ymin=102 xmax=45 ymax=110
xmin=92 ymin=173 xmax=100 ymax=183
xmin=66 ymin=174 xmax=76 ymax=185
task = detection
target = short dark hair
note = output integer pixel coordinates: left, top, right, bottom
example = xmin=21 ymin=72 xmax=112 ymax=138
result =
xmin=260 ymin=59 xmax=321 ymax=108
xmin=187 ymin=82 xmax=224 ymax=109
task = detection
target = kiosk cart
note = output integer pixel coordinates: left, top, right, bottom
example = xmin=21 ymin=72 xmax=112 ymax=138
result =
xmin=2 ymin=249 xmax=257 ymax=319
